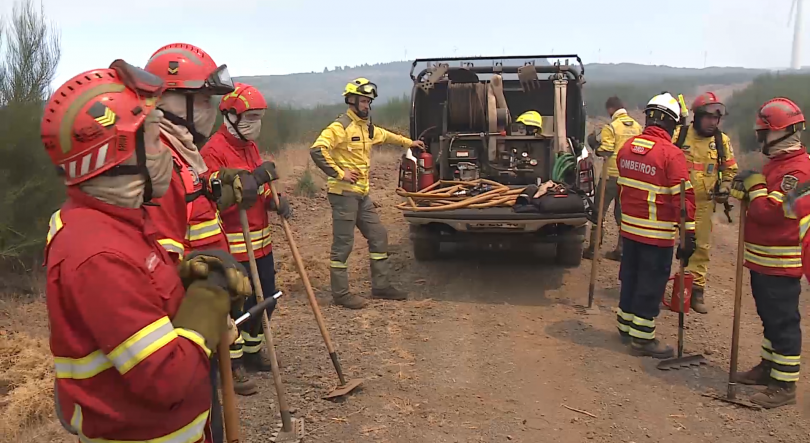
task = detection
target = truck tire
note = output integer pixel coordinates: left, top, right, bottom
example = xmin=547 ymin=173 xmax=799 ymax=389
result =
xmin=556 ymin=242 xmax=583 ymax=267
xmin=413 ymin=236 xmax=440 ymax=261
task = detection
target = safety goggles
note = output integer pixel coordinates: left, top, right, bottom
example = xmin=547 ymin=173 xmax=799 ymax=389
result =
xmin=204 ymin=65 xmax=235 ymax=95
xmin=109 ymin=59 xmax=165 ymax=98
xmin=698 ymin=103 xmax=727 ymax=117
xmin=357 ymin=82 xmax=378 ymax=98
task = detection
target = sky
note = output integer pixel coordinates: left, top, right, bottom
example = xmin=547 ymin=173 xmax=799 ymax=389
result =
xmin=1 ymin=0 xmax=806 ymax=88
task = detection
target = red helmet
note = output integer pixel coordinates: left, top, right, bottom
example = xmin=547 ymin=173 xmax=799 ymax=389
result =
xmin=144 ymin=43 xmax=234 ymax=95
xmin=692 ymin=92 xmax=726 ymax=116
xmin=219 ymin=82 xmax=268 ymax=114
xmin=41 ymin=60 xmax=165 ymax=186
xmin=755 ymin=97 xmax=806 ymax=132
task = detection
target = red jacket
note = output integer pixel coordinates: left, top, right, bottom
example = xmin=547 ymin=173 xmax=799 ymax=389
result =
xmin=744 ymin=150 xmax=810 ymax=278
xmin=202 ymin=127 xmax=274 ymax=262
xmin=616 ymin=126 xmax=696 ymax=247
xmin=147 ymin=136 xmax=228 ymax=262
xmin=44 ymin=188 xmax=212 ymax=442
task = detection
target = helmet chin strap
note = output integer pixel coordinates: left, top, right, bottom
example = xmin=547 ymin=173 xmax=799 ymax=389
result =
xmin=346 ymin=95 xmax=370 ymax=118
xmin=224 ymin=111 xmax=248 ymax=142
xmin=99 ymin=126 xmax=154 ymax=204
xmin=159 ymin=95 xmax=207 ymax=145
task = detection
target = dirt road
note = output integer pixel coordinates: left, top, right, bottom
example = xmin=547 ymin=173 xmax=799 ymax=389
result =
xmin=3 ymin=145 xmax=810 ymax=442
xmin=234 ymin=148 xmax=810 ymax=443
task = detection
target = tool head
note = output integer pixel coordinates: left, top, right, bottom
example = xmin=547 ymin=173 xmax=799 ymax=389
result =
xmin=322 ymin=378 xmax=363 ymax=400
xmin=702 ymin=392 xmax=762 ymax=410
xmin=271 ymin=418 xmax=305 ymax=442
xmin=656 ymin=354 xmax=707 ymax=370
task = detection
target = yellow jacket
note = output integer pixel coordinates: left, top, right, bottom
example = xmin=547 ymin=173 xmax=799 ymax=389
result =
xmin=310 ymin=109 xmax=413 ymax=195
xmin=598 ymin=109 xmax=643 ymax=177
xmin=672 ymin=125 xmax=738 ymax=199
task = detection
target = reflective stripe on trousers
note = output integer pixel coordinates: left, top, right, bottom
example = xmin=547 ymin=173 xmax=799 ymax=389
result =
xmin=70 ymin=403 xmax=209 ymax=443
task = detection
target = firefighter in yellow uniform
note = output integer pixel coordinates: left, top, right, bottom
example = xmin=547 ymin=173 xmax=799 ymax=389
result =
xmin=671 ymin=92 xmax=738 ymax=314
xmin=584 ymin=96 xmax=643 ymax=261
xmin=310 ymin=78 xmax=426 ymax=309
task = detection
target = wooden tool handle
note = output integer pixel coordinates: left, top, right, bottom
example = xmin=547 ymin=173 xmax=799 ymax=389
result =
xmin=217 ymin=338 xmax=241 ymax=442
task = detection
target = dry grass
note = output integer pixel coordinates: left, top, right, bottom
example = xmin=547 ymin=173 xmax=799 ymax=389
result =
xmin=0 ymin=330 xmax=67 ymax=443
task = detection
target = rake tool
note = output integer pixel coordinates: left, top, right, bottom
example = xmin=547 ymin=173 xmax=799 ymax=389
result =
xmin=267 ymin=181 xmax=363 ymax=400
xmin=657 ymin=179 xmax=707 ymax=370
xmin=239 ymin=210 xmax=304 ymax=442
xmin=578 ymin=158 xmax=609 ymax=315
xmin=702 ymin=200 xmax=761 ymax=409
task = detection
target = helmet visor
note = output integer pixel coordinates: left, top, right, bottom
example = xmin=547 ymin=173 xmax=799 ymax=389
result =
xmin=204 ymin=65 xmax=235 ymax=95
xmin=699 ymin=103 xmax=727 ymax=117
xmin=109 ymin=59 xmax=165 ymax=98
xmin=357 ymin=82 xmax=378 ymax=98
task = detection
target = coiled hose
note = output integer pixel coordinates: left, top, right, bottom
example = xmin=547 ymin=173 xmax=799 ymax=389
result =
xmin=552 ymin=152 xmax=576 ymax=183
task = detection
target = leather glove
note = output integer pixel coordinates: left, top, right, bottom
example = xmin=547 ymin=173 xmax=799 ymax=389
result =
xmin=676 ymin=231 xmax=697 ymax=267
xmin=172 ymin=280 xmax=231 ymax=351
xmin=217 ymin=168 xmax=259 ymax=211
xmin=179 ymin=249 xmax=252 ymax=311
xmin=594 ymin=149 xmax=612 ymax=159
xmin=730 ymin=170 xmax=766 ymax=201
xmin=714 ymin=180 xmax=732 ymax=204
xmin=225 ymin=317 xmax=239 ymax=346
xmin=253 ymin=161 xmax=280 ymax=186
xmin=784 ymin=179 xmax=810 ymax=216
xmin=267 ymin=193 xmax=292 ymax=219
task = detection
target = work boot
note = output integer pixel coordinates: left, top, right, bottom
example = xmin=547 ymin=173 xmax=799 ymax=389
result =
xmin=750 ymin=381 xmax=797 ymax=409
xmin=231 ymin=359 xmax=257 ymax=396
xmin=619 ymin=331 xmax=632 ymax=345
xmin=333 ymin=293 xmax=368 ymax=309
xmin=582 ymin=246 xmax=595 ymax=260
xmin=244 ymin=347 xmax=275 ymax=373
xmin=630 ymin=338 xmax=675 ymax=359
xmin=371 ymin=286 xmax=408 ymax=301
xmin=605 ymin=237 xmax=623 ymax=262
xmin=691 ymin=286 xmax=708 ymax=314
xmin=737 ymin=360 xmax=772 ymax=386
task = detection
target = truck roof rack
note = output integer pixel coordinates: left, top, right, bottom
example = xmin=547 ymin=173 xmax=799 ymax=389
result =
xmin=409 ymin=54 xmax=584 ymax=81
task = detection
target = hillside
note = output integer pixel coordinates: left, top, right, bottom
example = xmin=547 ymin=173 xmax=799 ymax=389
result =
xmin=235 ymin=59 xmax=768 ymax=108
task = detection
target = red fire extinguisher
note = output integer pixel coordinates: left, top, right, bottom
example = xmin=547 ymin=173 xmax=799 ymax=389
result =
xmin=417 ymin=150 xmax=435 ymax=190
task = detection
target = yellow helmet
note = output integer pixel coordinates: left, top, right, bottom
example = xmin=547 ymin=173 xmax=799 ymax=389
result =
xmin=516 ymin=110 xmax=543 ymax=132
xmin=343 ymin=77 xmax=378 ymax=100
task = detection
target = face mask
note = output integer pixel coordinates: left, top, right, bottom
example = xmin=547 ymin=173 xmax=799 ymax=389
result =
xmin=193 ymin=94 xmax=218 ymax=137
xmin=226 ymin=109 xmax=265 ymax=141
xmin=144 ymin=110 xmax=172 ymax=198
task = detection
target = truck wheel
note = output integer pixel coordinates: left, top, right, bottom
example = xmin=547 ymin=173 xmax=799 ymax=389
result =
xmin=556 ymin=242 xmax=583 ymax=267
xmin=413 ymin=236 xmax=440 ymax=261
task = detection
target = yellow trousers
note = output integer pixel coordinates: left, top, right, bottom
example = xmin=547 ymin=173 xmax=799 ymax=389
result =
xmin=685 ymin=196 xmax=713 ymax=288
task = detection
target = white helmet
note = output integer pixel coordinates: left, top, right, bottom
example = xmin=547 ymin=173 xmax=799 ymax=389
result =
xmin=644 ymin=93 xmax=681 ymax=123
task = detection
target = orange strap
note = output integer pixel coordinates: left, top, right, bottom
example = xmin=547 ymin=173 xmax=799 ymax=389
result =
xmin=169 ymin=149 xmax=195 ymax=222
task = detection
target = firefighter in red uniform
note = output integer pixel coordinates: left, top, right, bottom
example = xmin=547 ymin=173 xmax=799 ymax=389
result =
xmin=202 ymin=82 xmax=291 ymax=395
xmin=730 ymin=97 xmax=810 ymax=409
xmin=142 ymin=43 xmax=260 ymax=262
xmin=615 ymin=93 xmax=697 ymax=359
xmin=143 ymin=43 xmax=260 ymax=440
xmin=41 ymin=61 xmax=250 ymax=442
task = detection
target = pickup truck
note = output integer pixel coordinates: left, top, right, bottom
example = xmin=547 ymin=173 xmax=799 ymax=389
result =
xmin=399 ymin=55 xmax=595 ymax=266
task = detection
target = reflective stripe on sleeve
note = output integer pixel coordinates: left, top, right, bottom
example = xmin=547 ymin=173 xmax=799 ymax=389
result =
xmin=107 ymin=317 xmax=178 ymax=375
xmin=54 ymin=351 xmax=113 ymax=380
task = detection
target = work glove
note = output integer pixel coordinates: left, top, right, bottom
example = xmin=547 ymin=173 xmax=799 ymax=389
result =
xmin=730 ymin=170 xmax=766 ymax=201
xmin=783 ymin=181 xmax=810 ymax=216
xmin=172 ymin=279 xmax=231 ymax=351
xmin=217 ymin=168 xmax=260 ymax=211
xmin=253 ymin=161 xmax=280 ymax=186
xmin=676 ymin=231 xmax=697 ymax=267
xmin=179 ymin=249 xmax=252 ymax=311
xmin=267 ymin=193 xmax=292 ymax=219
xmin=714 ymin=180 xmax=733 ymax=204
